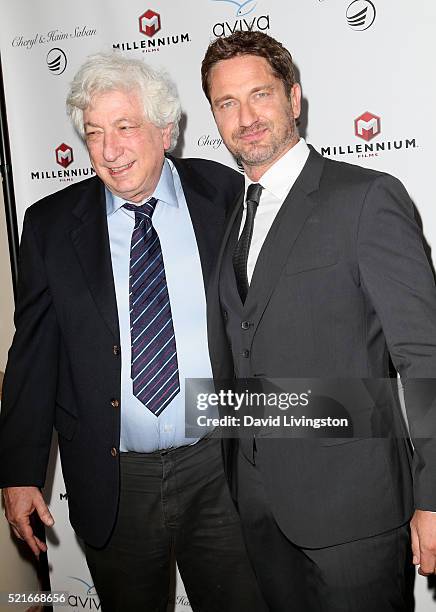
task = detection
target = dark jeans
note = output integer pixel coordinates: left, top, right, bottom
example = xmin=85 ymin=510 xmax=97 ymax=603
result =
xmin=85 ymin=437 xmax=267 ymax=612
xmin=236 ymin=448 xmax=415 ymax=612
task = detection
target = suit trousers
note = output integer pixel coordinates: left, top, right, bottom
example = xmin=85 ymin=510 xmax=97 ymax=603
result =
xmin=235 ymin=447 xmax=415 ymax=612
xmin=85 ymin=437 xmax=267 ymax=612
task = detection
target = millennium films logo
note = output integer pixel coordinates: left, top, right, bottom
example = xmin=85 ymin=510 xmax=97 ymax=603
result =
xmin=67 ymin=577 xmax=100 ymax=610
xmin=113 ymin=8 xmax=190 ymax=53
xmin=346 ymin=0 xmax=376 ymax=31
xmin=321 ymin=112 xmax=417 ymax=160
xmin=354 ymin=111 xmax=381 ymax=141
xmin=46 ymin=47 xmax=67 ymax=75
xmin=210 ymin=0 xmax=270 ymax=37
xmin=139 ymin=9 xmax=161 ymax=36
xmin=30 ymin=143 xmax=95 ymax=183
xmin=56 ymin=143 xmax=74 ymax=168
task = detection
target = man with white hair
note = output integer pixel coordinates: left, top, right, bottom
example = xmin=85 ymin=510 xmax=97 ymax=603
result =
xmin=0 ymin=53 xmax=266 ymax=611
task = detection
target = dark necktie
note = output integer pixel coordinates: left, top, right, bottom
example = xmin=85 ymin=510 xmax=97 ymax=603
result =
xmin=124 ymin=199 xmax=180 ymax=416
xmin=233 ymin=183 xmax=263 ymax=303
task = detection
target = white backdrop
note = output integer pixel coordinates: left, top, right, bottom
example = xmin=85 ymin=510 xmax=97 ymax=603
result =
xmin=1 ymin=0 xmax=436 ymax=609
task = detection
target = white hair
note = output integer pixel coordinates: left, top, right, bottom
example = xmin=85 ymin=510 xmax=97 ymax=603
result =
xmin=66 ymin=52 xmax=181 ymax=151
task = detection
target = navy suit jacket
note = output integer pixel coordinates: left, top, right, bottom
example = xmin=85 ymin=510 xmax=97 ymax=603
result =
xmin=0 ymin=156 xmax=243 ymax=547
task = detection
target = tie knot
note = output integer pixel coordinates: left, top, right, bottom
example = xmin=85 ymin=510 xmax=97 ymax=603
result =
xmin=123 ymin=197 xmax=157 ymax=221
xmin=246 ymin=183 xmax=263 ymax=207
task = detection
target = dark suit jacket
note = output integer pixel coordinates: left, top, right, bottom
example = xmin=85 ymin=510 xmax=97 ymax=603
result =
xmin=0 ymin=156 xmax=243 ymax=547
xmin=208 ymin=147 xmax=436 ymax=548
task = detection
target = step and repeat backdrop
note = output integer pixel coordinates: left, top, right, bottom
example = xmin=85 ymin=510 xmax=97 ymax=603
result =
xmin=1 ymin=0 xmax=436 ymax=610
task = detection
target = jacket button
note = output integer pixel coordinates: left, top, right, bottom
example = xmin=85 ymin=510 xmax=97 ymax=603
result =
xmin=110 ymin=447 xmax=118 ymax=457
xmin=111 ymin=399 xmax=120 ymax=408
xmin=222 ymin=310 xmax=228 ymax=321
xmin=241 ymin=321 xmax=250 ymax=330
xmin=241 ymin=350 xmax=250 ymax=358
xmin=113 ymin=345 xmax=120 ymax=356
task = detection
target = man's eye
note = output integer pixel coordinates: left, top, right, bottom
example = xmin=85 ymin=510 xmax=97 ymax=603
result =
xmin=254 ymin=91 xmax=269 ymax=99
xmin=220 ymin=100 xmax=235 ymax=110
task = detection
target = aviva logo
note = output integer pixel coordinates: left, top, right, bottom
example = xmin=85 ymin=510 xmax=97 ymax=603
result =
xmin=210 ymin=0 xmax=257 ymax=17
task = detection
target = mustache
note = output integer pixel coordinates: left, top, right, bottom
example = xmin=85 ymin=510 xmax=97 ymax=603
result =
xmin=233 ymin=121 xmax=270 ymax=139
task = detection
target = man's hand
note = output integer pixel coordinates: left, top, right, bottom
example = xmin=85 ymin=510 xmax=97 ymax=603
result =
xmin=2 ymin=486 xmax=54 ymax=558
xmin=410 ymin=509 xmax=436 ymax=576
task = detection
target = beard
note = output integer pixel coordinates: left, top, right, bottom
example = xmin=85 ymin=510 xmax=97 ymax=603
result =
xmin=232 ymin=118 xmax=297 ymax=168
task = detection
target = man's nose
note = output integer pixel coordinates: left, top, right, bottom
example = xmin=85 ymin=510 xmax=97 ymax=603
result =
xmin=239 ymin=101 xmax=258 ymax=127
xmin=103 ymin=132 xmax=123 ymax=162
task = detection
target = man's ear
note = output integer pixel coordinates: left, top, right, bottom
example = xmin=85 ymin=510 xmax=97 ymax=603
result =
xmin=290 ymin=83 xmax=302 ymax=120
xmin=162 ymin=123 xmax=174 ymax=151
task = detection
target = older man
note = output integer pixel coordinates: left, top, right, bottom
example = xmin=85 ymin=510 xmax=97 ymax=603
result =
xmin=0 ymin=53 xmax=265 ymax=612
xmin=202 ymin=31 xmax=436 ymax=611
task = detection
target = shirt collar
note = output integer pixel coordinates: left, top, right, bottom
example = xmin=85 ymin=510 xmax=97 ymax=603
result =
xmin=105 ymin=158 xmax=178 ymax=216
xmin=244 ymin=138 xmax=310 ymax=203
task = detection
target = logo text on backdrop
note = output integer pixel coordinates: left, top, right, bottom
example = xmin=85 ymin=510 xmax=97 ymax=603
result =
xmin=210 ymin=0 xmax=257 ymax=17
xmin=56 ymin=143 xmax=74 ymax=168
xmin=139 ymin=9 xmax=161 ymax=37
xmin=354 ymin=112 xmax=381 ymax=141
xmin=12 ymin=27 xmax=96 ymax=50
xmin=210 ymin=0 xmax=270 ymax=37
xmin=67 ymin=577 xmax=100 ymax=610
xmin=346 ymin=0 xmax=376 ymax=31
xmin=46 ymin=48 xmax=67 ymax=75
xmin=113 ymin=9 xmax=190 ymax=53
xmin=30 ymin=144 xmax=95 ymax=182
xmin=321 ymin=112 xmax=416 ymax=159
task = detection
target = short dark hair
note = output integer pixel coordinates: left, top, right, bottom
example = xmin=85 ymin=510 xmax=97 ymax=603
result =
xmin=201 ymin=31 xmax=296 ymax=104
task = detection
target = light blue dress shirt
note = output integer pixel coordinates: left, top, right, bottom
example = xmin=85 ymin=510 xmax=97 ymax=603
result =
xmin=106 ymin=158 xmax=213 ymax=452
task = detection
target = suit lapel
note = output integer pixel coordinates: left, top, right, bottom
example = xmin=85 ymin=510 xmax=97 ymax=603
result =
xmin=170 ymin=156 xmax=242 ymax=289
xmin=207 ymin=192 xmax=244 ymax=379
xmin=215 ymin=190 xmax=244 ymax=292
xmin=70 ymin=177 xmax=119 ymax=340
xmin=245 ymin=149 xmax=326 ymax=336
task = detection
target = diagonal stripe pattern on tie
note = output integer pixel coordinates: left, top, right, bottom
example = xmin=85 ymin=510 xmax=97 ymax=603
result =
xmin=124 ymin=198 xmax=180 ymax=415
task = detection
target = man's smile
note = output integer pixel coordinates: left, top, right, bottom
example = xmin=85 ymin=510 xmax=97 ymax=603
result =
xmin=238 ymin=128 xmax=269 ymax=143
xmin=108 ymin=161 xmax=135 ymax=176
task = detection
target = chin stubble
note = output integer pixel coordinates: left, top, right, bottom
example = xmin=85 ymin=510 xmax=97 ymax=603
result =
xmin=233 ymin=120 xmax=297 ymax=168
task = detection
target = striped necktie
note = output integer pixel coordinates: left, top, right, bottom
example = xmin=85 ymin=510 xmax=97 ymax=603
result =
xmin=124 ymin=198 xmax=180 ymax=415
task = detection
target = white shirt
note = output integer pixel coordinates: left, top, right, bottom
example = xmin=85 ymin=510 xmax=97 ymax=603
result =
xmin=241 ymin=138 xmax=310 ymax=282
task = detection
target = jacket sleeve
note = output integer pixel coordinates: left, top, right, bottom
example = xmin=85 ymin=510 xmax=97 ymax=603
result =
xmin=0 ymin=209 xmax=59 ymax=488
xmin=357 ymin=173 xmax=436 ymax=509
